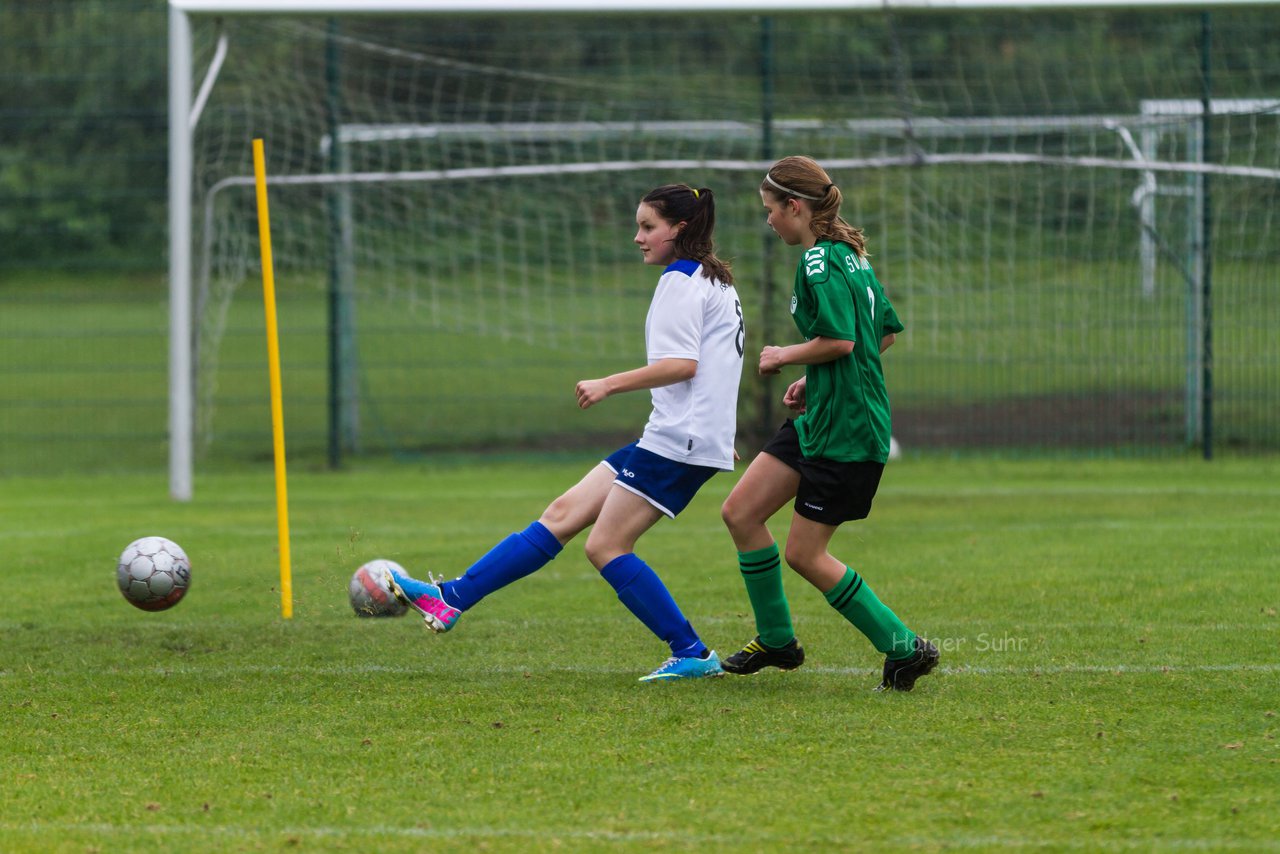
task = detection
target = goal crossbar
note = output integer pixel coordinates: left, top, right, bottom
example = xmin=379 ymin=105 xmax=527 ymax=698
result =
xmin=170 ymin=0 xmax=1280 ymax=11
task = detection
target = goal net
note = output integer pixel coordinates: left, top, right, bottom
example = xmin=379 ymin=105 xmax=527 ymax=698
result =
xmin=170 ymin=2 xmax=1280 ymax=494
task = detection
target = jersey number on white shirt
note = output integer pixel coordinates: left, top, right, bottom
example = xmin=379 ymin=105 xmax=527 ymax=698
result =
xmin=734 ymin=300 xmax=745 ymax=356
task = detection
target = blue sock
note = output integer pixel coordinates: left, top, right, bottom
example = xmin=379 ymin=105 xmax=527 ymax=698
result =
xmin=440 ymin=521 xmax=563 ymax=611
xmin=599 ymin=553 xmax=706 ymax=659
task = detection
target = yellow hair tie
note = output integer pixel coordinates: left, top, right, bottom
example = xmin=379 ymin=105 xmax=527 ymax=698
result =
xmin=692 ymin=188 xmax=699 ymax=198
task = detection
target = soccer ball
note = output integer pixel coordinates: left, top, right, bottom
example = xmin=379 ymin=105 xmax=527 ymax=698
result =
xmin=349 ymin=559 xmax=409 ymax=618
xmin=116 ymin=536 xmax=191 ymax=612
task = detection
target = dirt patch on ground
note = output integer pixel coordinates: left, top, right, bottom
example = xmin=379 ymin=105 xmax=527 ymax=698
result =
xmin=892 ymin=390 xmax=1185 ymax=450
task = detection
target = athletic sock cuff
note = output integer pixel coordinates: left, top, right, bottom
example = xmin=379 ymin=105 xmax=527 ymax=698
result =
xmin=738 ymin=542 xmax=780 ymax=563
xmin=520 ymin=521 xmax=563 ymax=559
xmin=738 ymin=543 xmax=781 ymax=574
xmin=599 ymin=553 xmax=643 ymax=590
xmin=823 ymin=567 xmax=863 ymax=608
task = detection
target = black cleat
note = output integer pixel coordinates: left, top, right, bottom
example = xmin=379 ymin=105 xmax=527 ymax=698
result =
xmin=876 ymin=636 xmax=940 ymax=692
xmin=721 ymin=636 xmax=805 ymax=675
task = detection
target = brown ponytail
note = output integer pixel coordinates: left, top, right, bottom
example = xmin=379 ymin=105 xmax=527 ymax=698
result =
xmin=761 ymin=156 xmax=867 ymax=257
xmin=641 ymin=184 xmax=734 ymax=285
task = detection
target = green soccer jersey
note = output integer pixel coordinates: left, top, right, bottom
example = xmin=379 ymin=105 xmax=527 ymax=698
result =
xmin=790 ymin=240 xmax=904 ymax=463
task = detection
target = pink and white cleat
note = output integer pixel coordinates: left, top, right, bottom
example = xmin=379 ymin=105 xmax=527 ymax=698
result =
xmin=381 ymin=565 xmax=462 ymax=633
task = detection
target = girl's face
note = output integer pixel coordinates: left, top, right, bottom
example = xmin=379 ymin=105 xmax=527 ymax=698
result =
xmin=634 ymin=202 xmax=682 ymax=267
xmin=761 ymin=191 xmax=814 ymax=247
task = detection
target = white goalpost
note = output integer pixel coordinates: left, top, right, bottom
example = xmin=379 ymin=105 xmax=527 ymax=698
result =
xmin=169 ymin=0 xmax=1280 ymax=499
xmin=1129 ymin=98 xmax=1280 ymax=441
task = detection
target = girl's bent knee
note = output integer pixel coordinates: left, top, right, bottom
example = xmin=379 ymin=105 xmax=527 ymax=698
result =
xmin=721 ymin=497 xmax=755 ymax=536
xmin=783 ymin=543 xmax=814 ymax=575
xmin=583 ymin=537 xmax=615 ymax=571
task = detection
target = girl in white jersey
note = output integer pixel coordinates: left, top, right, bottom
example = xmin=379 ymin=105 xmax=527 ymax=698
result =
xmin=383 ymin=184 xmax=743 ymax=682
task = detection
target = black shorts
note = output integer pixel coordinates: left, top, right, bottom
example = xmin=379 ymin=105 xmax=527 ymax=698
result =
xmin=760 ymin=420 xmax=885 ymax=526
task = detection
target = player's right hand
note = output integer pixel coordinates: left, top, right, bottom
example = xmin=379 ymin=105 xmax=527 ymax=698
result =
xmin=575 ymin=378 xmax=609 ymax=409
xmin=758 ymin=345 xmax=786 ymax=375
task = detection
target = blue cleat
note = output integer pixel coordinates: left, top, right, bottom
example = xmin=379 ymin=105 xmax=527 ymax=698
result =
xmin=638 ymin=650 xmax=725 ymax=682
xmin=381 ymin=564 xmax=462 ymax=633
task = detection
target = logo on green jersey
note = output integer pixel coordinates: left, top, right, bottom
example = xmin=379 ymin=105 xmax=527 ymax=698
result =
xmin=804 ymin=246 xmax=826 ymax=278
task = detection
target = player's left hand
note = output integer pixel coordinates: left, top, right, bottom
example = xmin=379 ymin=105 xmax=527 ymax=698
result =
xmin=783 ymin=376 xmax=807 ymax=412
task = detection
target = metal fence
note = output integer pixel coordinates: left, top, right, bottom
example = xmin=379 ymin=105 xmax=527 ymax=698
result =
xmin=2 ymin=2 xmax=1277 ymax=480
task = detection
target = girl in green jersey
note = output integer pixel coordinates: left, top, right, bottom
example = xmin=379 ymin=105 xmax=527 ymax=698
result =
xmin=719 ymin=155 xmax=938 ymax=691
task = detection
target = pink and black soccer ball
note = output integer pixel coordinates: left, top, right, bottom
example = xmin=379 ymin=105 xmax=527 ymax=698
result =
xmin=349 ymin=559 xmax=409 ymax=618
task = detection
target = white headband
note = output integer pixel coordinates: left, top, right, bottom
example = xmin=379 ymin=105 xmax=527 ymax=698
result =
xmin=765 ymin=173 xmax=823 ymax=201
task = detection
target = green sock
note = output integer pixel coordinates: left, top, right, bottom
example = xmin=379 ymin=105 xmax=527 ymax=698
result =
xmin=737 ymin=543 xmax=795 ymax=649
xmin=824 ymin=566 xmax=916 ymax=659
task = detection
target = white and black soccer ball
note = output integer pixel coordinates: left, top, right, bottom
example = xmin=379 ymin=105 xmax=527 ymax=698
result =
xmin=349 ymin=559 xmax=408 ymax=618
xmin=116 ymin=536 xmax=191 ymax=612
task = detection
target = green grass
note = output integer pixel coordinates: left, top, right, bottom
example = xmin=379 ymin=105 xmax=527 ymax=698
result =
xmin=2 ymin=454 xmax=1278 ymax=851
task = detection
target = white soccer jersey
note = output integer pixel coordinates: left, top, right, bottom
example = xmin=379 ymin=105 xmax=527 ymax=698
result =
xmin=637 ymin=259 xmax=744 ymax=470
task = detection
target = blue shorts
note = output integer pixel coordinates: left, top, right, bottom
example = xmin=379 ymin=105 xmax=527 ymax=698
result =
xmin=602 ymin=442 xmax=719 ymax=518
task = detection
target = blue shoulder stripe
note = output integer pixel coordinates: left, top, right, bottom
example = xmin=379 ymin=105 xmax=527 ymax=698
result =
xmin=664 ymin=259 xmax=701 ymax=277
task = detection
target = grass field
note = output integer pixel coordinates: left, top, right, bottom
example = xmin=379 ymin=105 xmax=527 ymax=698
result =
xmin=2 ymin=453 xmax=1277 ymax=852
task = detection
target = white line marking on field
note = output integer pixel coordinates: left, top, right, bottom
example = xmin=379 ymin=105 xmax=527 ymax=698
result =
xmin=919 ymin=662 xmax=1280 ymax=676
xmin=0 ymin=822 xmax=744 ymax=846
xmin=28 ymin=614 xmax=1272 ymax=634
xmin=3 ymin=821 xmax=1277 ymax=850
xmin=885 ymin=484 xmax=1280 ymax=498
xmin=36 ymin=660 xmax=1278 ymax=679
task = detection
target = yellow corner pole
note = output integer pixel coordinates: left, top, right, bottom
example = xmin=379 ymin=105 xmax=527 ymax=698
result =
xmin=252 ymin=138 xmax=293 ymax=619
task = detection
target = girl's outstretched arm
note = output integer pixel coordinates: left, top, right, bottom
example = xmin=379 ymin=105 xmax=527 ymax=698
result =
xmin=575 ymin=358 xmax=697 ymax=409
xmin=758 ymin=335 xmax=853 ymax=375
